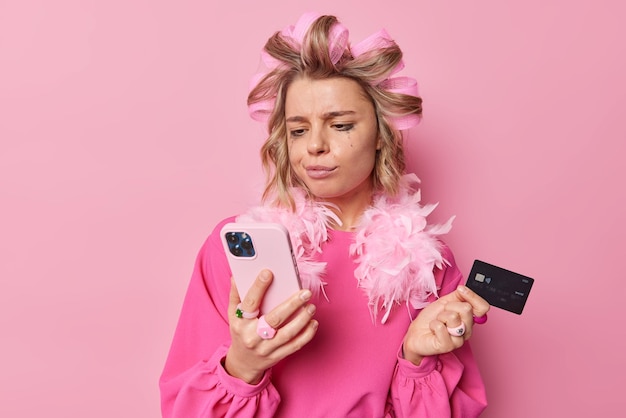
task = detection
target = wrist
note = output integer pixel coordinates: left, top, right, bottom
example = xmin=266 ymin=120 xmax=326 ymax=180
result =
xmin=402 ymin=347 xmax=424 ymax=366
xmin=223 ymin=350 xmax=264 ymax=385
xmin=401 ymin=342 xmax=424 ymax=366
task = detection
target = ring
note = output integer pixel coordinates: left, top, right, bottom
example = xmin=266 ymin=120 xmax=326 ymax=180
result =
xmin=473 ymin=314 xmax=488 ymax=325
xmin=447 ymin=322 xmax=466 ymax=337
xmin=235 ymin=303 xmax=259 ymax=319
xmin=256 ymin=315 xmax=277 ymax=339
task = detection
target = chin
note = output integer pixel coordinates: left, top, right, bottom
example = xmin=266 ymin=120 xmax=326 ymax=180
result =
xmin=305 ymin=188 xmax=336 ymax=200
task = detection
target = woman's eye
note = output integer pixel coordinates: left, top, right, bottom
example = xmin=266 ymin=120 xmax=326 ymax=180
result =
xmin=333 ymin=123 xmax=354 ymax=131
xmin=289 ymin=129 xmax=306 ymax=138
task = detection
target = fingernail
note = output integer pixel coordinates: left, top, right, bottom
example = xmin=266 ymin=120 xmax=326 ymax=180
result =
xmin=300 ymin=289 xmax=312 ymax=301
xmin=306 ymin=304 xmax=316 ymax=315
xmin=458 ymin=285 xmax=468 ymax=293
xmin=260 ymin=270 xmax=271 ymax=282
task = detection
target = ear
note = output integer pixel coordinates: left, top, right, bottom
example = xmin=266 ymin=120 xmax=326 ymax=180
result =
xmin=376 ymin=136 xmax=383 ymax=150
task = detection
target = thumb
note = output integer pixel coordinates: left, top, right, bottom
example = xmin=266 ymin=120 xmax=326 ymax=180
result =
xmin=455 ymin=285 xmax=490 ymax=317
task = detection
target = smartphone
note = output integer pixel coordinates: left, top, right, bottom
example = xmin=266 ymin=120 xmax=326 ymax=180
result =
xmin=220 ymin=222 xmax=302 ymax=314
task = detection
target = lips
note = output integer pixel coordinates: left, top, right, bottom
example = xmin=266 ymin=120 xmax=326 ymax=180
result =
xmin=305 ymin=165 xmax=336 ymax=179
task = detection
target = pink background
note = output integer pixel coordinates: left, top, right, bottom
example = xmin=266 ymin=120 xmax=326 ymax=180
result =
xmin=1 ymin=1 xmax=624 ymax=417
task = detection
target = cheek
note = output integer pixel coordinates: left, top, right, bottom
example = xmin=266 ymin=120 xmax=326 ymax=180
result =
xmin=346 ymin=142 xmax=378 ymax=164
xmin=287 ymin=141 xmax=303 ymax=166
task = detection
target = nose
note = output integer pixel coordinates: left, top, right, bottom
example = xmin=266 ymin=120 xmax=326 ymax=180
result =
xmin=306 ymin=127 xmax=329 ymax=155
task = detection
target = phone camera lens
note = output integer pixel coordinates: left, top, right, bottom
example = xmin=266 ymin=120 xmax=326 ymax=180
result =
xmin=226 ymin=233 xmax=239 ymax=244
xmin=241 ymin=238 xmax=253 ymax=250
xmin=232 ymin=245 xmax=243 ymax=256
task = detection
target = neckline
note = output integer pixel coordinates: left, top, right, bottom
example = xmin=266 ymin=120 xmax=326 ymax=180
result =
xmin=328 ymin=228 xmax=355 ymax=239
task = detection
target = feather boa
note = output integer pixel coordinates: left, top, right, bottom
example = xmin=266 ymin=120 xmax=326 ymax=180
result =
xmin=237 ymin=173 xmax=454 ymax=323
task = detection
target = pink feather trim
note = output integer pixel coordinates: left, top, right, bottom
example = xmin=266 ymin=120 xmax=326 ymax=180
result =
xmin=237 ymin=173 xmax=454 ymax=323
xmin=350 ymin=174 xmax=453 ymax=323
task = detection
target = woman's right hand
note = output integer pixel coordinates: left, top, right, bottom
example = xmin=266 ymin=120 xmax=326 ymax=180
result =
xmin=224 ymin=269 xmax=318 ymax=384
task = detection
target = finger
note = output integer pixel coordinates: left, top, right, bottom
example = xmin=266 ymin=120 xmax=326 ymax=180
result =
xmin=438 ymin=309 xmax=462 ymax=327
xmin=264 ymin=288 xmax=313 ymax=329
xmin=456 ymin=285 xmax=490 ymax=317
xmin=443 ymin=301 xmax=474 ymax=327
xmin=429 ymin=320 xmax=459 ymax=352
xmin=269 ymin=319 xmax=319 ymax=360
xmin=437 ymin=286 xmax=490 ymax=317
xmin=240 ymin=269 xmax=274 ymax=312
xmin=440 ymin=312 xmax=472 ymax=341
xmin=254 ymin=304 xmax=317 ymax=358
xmin=273 ymin=303 xmax=317 ymax=342
xmin=228 ymin=277 xmax=242 ymax=317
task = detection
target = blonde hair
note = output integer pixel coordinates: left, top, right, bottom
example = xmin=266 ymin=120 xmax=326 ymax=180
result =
xmin=248 ymin=15 xmax=422 ymax=208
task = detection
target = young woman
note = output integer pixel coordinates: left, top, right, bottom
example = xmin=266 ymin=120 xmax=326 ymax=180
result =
xmin=160 ymin=13 xmax=489 ymax=417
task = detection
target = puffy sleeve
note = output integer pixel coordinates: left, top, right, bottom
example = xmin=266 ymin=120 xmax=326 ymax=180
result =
xmin=159 ymin=218 xmax=281 ymax=418
xmin=387 ymin=245 xmax=488 ymax=418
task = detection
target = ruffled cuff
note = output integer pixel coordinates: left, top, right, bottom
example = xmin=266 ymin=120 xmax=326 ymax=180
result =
xmin=163 ymin=344 xmax=280 ymax=418
xmin=396 ymin=346 xmax=440 ymax=378
xmin=390 ymin=347 xmax=453 ymax=418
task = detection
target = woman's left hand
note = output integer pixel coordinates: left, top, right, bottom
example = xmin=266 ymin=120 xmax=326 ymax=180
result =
xmin=402 ymin=285 xmax=489 ymax=366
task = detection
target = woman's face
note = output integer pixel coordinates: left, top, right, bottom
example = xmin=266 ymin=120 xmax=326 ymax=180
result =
xmin=285 ymin=76 xmax=380 ymax=205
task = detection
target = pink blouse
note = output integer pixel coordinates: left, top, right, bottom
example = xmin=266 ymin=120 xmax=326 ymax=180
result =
xmin=160 ymin=217 xmax=487 ymax=417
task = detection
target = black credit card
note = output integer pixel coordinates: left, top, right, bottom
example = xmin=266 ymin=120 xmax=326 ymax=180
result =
xmin=465 ymin=260 xmax=534 ymax=314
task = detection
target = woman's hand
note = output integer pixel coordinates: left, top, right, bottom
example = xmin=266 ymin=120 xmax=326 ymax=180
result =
xmin=402 ymin=285 xmax=489 ymax=366
xmin=224 ymin=269 xmax=319 ymax=384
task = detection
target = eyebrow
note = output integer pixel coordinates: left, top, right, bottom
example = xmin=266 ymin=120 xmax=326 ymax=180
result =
xmin=286 ymin=110 xmax=356 ymax=123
